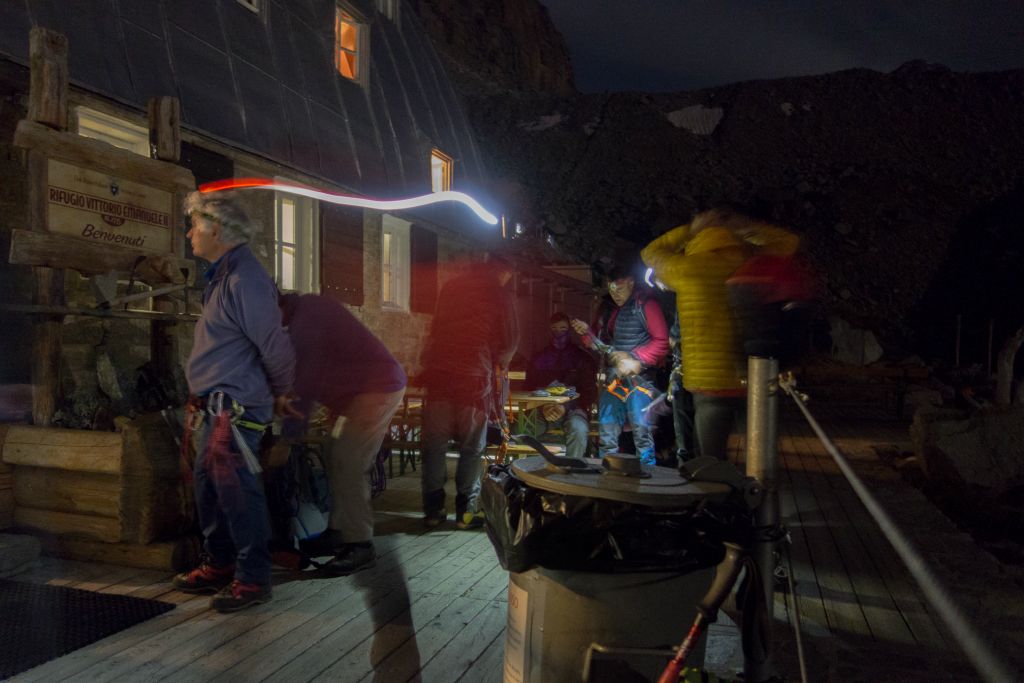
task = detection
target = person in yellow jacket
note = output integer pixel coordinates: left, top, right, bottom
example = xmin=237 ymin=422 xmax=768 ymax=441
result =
xmin=641 ymin=208 xmax=799 ymax=460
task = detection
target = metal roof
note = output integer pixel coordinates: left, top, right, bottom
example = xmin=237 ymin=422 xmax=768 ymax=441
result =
xmin=0 ymin=0 xmax=488 ymax=205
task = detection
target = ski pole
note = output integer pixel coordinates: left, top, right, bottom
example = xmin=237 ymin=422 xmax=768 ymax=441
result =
xmin=658 ymin=543 xmax=745 ymax=683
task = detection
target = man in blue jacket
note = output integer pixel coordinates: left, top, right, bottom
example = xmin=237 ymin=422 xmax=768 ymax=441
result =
xmin=279 ymin=292 xmax=406 ymax=575
xmin=172 ymin=191 xmax=298 ymax=612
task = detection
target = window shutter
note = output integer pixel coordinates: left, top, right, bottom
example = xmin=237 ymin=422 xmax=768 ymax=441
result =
xmin=321 ymin=204 xmax=364 ymax=306
xmin=409 ymin=224 xmax=438 ymax=314
xmin=179 ymin=142 xmax=233 ymax=186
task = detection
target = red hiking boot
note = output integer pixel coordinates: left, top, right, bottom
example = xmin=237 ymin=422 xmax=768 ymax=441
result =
xmin=172 ymin=561 xmax=235 ymax=594
xmin=210 ymin=579 xmax=272 ymax=613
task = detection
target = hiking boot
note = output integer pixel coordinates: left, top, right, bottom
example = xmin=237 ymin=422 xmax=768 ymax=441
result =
xmin=210 ymin=579 xmax=272 ymax=613
xmin=300 ymin=528 xmax=345 ymax=558
xmin=456 ymin=510 xmax=485 ymax=530
xmin=423 ymin=509 xmax=447 ymax=528
xmin=172 ymin=561 xmax=235 ymax=594
xmin=423 ymin=489 xmax=446 ymax=529
xmin=325 ymin=543 xmax=376 ymax=576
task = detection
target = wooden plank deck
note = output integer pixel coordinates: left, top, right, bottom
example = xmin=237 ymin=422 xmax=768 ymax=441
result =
xmin=7 ymin=407 xmax=1020 ymax=682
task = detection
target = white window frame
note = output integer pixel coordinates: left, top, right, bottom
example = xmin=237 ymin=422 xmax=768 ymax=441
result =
xmin=430 ymin=148 xmax=453 ymax=193
xmin=335 ymin=5 xmax=367 ymax=85
xmin=375 ymin=0 xmax=400 ymax=22
xmin=274 ymin=187 xmax=320 ymax=294
xmin=381 ymin=214 xmax=411 ymax=311
xmin=75 ymin=106 xmax=150 ymax=157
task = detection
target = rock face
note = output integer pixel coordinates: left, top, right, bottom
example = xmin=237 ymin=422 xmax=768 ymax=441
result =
xmin=413 ymin=2 xmax=1024 ymax=354
xmin=407 ymin=0 xmax=574 ymax=96
xmin=463 ymin=66 xmax=1024 ymax=348
xmin=911 ymin=407 xmax=1024 ymax=499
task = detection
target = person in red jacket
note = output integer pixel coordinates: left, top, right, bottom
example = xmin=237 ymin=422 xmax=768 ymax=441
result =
xmin=417 ymin=257 xmax=519 ymax=529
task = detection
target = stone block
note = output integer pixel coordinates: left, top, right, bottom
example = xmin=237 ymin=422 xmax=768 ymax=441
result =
xmin=911 ymin=406 xmax=1024 ymax=497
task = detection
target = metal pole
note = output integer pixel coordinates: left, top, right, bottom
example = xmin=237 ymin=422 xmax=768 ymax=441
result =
xmin=744 ymin=356 xmax=779 ymax=683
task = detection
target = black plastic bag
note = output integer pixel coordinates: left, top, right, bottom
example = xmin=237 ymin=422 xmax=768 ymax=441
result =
xmin=481 ymin=464 xmax=746 ymax=574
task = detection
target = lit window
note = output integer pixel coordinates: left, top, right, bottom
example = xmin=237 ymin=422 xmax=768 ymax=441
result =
xmin=75 ymin=107 xmax=149 ymax=157
xmin=335 ymin=8 xmax=363 ymax=82
xmin=275 ymin=190 xmax=319 ymax=293
xmin=430 ymin=148 xmax=453 ymax=193
xmin=236 ymin=0 xmax=261 ymax=12
xmin=381 ymin=214 xmax=410 ymax=310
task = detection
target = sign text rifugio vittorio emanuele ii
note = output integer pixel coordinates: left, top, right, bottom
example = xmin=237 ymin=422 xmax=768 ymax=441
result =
xmin=47 ymin=158 xmax=173 ymax=253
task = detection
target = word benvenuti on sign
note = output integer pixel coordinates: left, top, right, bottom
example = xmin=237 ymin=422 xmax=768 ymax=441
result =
xmin=47 ymin=158 xmax=173 ymax=254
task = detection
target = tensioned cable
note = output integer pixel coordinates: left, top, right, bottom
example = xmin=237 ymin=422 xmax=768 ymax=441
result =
xmin=778 ymin=375 xmax=1016 ymax=683
xmin=783 ymin=544 xmax=809 ymax=683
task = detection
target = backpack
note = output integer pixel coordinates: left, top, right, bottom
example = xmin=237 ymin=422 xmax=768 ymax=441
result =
xmin=266 ymin=442 xmax=332 ymax=569
xmin=726 ymin=254 xmax=815 ymax=366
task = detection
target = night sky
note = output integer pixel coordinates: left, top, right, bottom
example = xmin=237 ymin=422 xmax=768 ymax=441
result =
xmin=539 ymin=0 xmax=1024 ymax=93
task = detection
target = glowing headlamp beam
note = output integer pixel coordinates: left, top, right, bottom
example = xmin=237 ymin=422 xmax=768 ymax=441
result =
xmin=199 ymin=178 xmax=498 ymax=226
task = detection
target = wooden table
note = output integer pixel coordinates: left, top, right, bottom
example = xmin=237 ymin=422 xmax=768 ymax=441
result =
xmin=507 ymin=390 xmax=571 ymax=412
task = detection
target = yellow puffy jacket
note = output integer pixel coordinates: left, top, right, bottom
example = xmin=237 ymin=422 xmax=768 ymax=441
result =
xmin=641 ymin=223 xmax=799 ymax=393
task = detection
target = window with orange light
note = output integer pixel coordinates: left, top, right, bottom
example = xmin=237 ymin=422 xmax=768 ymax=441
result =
xmin=335 ymin=8 xmax=362 ymax=82
xmin=430 ymin=149 xmax=453 ymax=193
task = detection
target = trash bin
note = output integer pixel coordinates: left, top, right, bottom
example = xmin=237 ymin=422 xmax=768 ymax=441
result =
xmin=482 ymin=454 xmax=755 ymax=683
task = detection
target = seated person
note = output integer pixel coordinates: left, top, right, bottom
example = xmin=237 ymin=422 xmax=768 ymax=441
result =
xmin=527 ymin=313 xmax=597 ymax=459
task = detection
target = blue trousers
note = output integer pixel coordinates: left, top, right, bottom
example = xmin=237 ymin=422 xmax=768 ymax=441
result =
xmin=598 ymin=386 xmax=655 ymax=465
xmin=192 ymin=408 xmax=272 ymax=585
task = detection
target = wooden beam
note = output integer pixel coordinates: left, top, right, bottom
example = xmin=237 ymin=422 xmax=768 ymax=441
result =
xmin=32 ymin=264 xmax=63 ymax=426
xmin=0 ymin=303 xmax=199 ymax=323
xmin=28 ymin=28 xmax=68 ymax=130
xmin=13 ymin=120 xmax=195 ymax=190
xmin=13 ymin=466 xmax=121 ymax=518
xmin=26 ymin=29 xmax=69 ymax=426
xmin=15 ymin=506 xmax=121 ymax=542
xmin=26 ymin=142 xmax=62 ymax=427
xmin=9 ymin=229 xmax=196 ymax=285
xmin=2 ymin=425 xmax=122 ymax=474
xmin=148 ymin=97 xmax=181 ymax=162
xmin=37 ymin=536 xmax=195 ymax=571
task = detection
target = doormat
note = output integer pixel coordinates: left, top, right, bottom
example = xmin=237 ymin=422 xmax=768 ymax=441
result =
xmin=0 ymin=579 xmax=175 ymax=679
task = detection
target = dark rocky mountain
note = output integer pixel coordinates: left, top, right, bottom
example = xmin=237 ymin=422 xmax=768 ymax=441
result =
xmin=414 ymin=1 xmax=1024 ymax=358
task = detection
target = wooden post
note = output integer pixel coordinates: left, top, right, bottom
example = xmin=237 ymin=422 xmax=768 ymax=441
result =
xmin=28 ymin=28 xmax=68 ymax=130
xmin=27 ymin=29 xmax=69 ymax=426
xmin=147 ymin=97 xmax=181 ymax=163
xmin=148 ymin=97 xmax=184 ymax=383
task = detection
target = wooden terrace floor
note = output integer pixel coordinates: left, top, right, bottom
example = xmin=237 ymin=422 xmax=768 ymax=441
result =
xmin=8 ymin=406 xmax=1023 ymax=682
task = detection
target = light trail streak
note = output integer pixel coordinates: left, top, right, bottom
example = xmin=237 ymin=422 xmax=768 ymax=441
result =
xmin=199 ymin=177 xmax=499 ymax=225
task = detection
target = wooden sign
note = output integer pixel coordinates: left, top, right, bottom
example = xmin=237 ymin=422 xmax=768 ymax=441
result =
xmin=47 ymin=158 xmax=173 ymax=253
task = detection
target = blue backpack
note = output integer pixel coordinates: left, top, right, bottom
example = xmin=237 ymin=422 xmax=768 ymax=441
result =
xmin=268 ymin=443 xmax=331 ymax=568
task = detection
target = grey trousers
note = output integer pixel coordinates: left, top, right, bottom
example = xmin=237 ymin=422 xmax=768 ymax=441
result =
xmin=693 ymin=393 xmax=746 ymax=461
xmin=543 ymin=408 xmax=590 ymax=460
xmin=327 ymin=388 xmax=405 ymax=543
xmin=420 ymin=396 xmax=489 ymax=513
